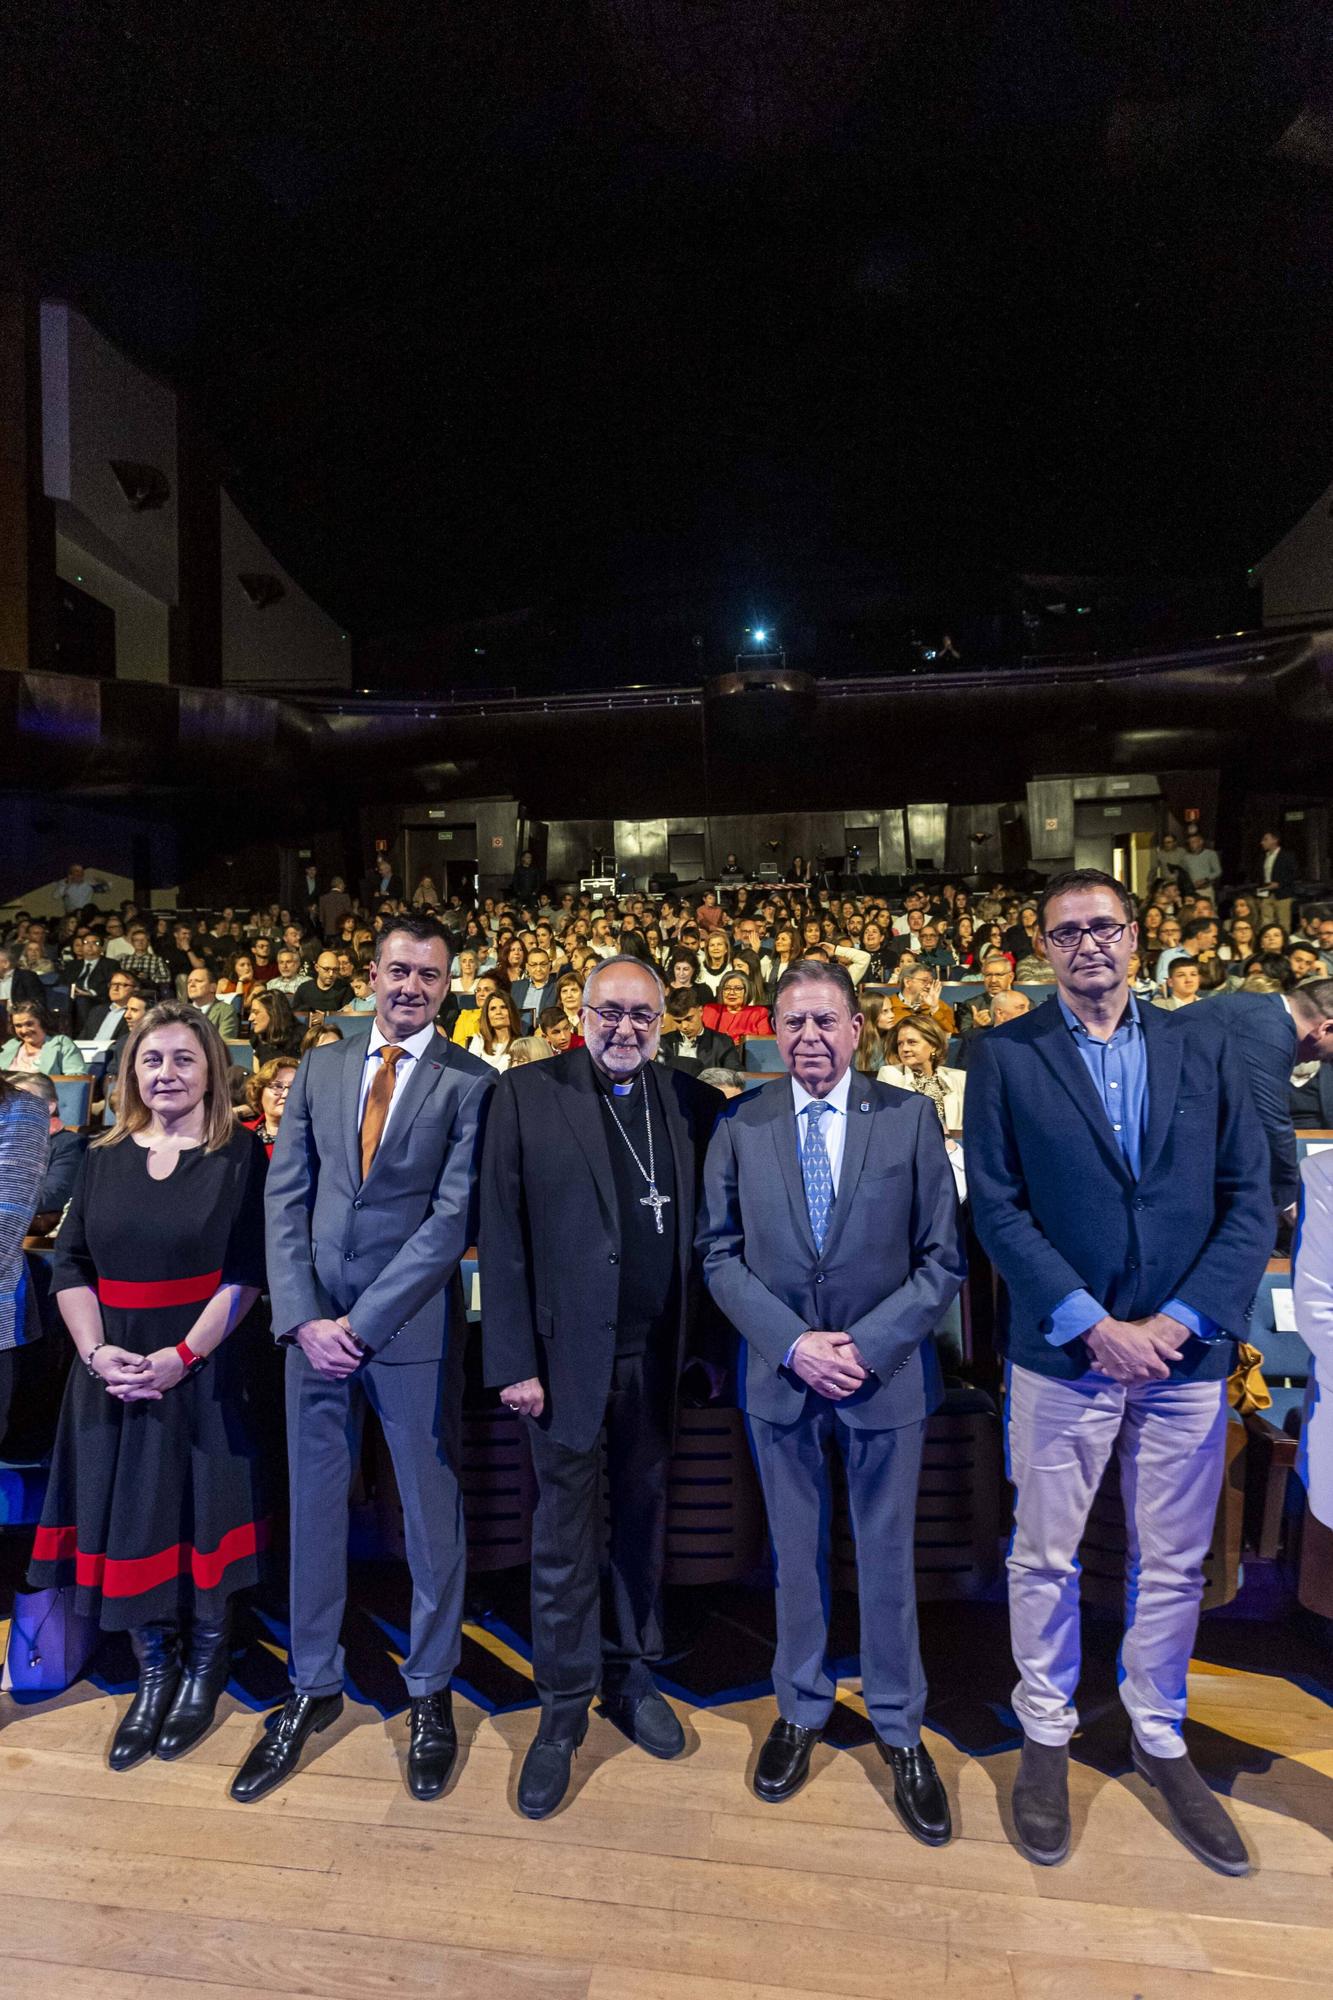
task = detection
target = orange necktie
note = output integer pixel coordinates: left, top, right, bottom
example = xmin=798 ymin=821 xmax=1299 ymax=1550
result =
xmin=359 ymin=1045 xmax=406 ymax=1181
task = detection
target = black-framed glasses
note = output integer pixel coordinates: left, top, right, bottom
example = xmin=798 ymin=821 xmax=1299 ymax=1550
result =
xmin=583 ymin=1003 xmax=663 ymax=1033
xmin=1045 ymin=919 xmax=1127 ymax=951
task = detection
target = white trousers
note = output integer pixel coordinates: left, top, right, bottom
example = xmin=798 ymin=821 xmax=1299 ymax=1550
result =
xmin=1006 ymin=1362 xmax=1228 ymax=1759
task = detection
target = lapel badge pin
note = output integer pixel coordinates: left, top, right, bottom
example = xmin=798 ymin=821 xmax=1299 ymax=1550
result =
xmin=860 ymin=1100 xmax=871 ymax=1112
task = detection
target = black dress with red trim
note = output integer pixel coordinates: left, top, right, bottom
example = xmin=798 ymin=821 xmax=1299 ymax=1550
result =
xmin=28 ymin=1123 xmax=271 ymax=1631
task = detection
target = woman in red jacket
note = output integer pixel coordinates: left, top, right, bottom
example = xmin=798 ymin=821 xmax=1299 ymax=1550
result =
xmin=702 ymin=969 xmax=773 ymax=1045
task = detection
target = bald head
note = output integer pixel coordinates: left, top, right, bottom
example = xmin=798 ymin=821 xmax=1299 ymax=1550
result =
xmin=991 ymin=990 xmax=1031 ymax=1025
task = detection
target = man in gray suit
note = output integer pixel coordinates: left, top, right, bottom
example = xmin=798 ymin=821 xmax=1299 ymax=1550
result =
xmin=231 ymin=915 xmax=493 ymax=1804
xmin=698 ymin=959 xmax=965 ymax=1839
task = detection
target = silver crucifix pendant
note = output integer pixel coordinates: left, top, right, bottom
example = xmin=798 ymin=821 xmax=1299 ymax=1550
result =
xmin=640 ymin=1185 xmax=672 ymax=1234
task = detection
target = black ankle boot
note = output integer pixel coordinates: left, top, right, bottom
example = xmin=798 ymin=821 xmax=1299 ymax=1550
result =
xmin=156 ymin=1610 xmax=232 ymax=1762
xmin=110 ymin=1623 xmax=181 ymax=1771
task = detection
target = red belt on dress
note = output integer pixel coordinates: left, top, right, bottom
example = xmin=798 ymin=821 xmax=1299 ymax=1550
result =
xmin=97 ymin=1269 xmax=222 ymax=1308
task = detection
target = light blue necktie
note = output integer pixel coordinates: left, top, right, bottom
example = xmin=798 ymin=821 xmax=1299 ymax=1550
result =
xmin=801 ymin=1100 xmax=835 ymax=1252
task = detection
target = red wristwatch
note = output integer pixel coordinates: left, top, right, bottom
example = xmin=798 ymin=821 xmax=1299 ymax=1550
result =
xmin=174 ymin=1341 xmax=204 ymax=1372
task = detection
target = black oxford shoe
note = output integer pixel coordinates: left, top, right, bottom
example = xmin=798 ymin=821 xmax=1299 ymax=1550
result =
xmin=754 ymin=1717 xmax=821 ymax=1802
xmin=230 ymin=1693 xmax=343 ymax=1804
xmin=517 ymin=1717 xmax=588 ymax=1820
xmin=878 ymin=1740 xmax=952 ymax=1846
xmin=601 ymin=1689 xmax=686 ymax=1759
xmin=407 ymin=1689 xmax=458 ymax=1800
xmin=1011 ymin=1738 xmax=1071 ymax=1865
xmin=1132 ymin=1739 xmax=1250 ymax=1876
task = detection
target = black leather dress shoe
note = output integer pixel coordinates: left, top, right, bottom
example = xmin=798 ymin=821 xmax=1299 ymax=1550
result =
xmin=407 ymin=1689 xmax=458 ymax=1800
xmin=230 ymin=1693 xmax=343 ymax=1804
xmin=878 ymin=1740 xmax=952 ymax=1846
xmin=754 ymin=1718 xmax=821 ymax=1802
xmin=517 ymin=1718 xmax=587 ymax=1820
xmin=602 ymin=1689 xmax=685 ymax=1759
xmin=1011 ymin=1739 xmax=1071 ymax=1865
xmin=1132 ymin=1739 xmax=1250 ymax=1876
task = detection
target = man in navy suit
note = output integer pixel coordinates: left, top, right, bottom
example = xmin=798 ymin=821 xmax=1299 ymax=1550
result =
xmin=1200 ymin=982 xmax=1333 ymax=1221
xmin=510 ymin=946 xmax=560 ymax=1031
xmin=967 ymin=870 xmax=1273 ymax=1877
xmin=698 ymin=959 xmax=965 ymax=1840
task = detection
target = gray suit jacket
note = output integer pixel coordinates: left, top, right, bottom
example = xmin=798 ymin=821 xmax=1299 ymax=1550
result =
xmin=265 ymin=1030 xmax=493 ymax=1364
xmin=697 ymin=1074 xmax=965 ymax=1429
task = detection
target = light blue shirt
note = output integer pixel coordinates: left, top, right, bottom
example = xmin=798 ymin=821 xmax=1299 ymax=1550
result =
xmin=1046 ymin=992 xmax=1217 ymax=1349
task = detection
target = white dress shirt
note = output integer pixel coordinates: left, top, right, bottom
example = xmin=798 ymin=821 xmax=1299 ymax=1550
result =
xmin=92 ymin=1004 xmax=126 ymax=1045
xmin=356 ymin=1019 xmax=440 ymax=1145
xmin=789 ymin=1065 xmax=853 ymax=1193
xmin=1263 ymin=847 xmax=1277 ymax=883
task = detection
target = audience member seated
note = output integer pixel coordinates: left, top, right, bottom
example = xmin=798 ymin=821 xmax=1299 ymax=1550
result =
xmin=697 ymin=1064 xmax=744 ymax=1099
xmin=887 ymin=965 xmax=957 ymax=1036
xmin=878 ymin=1014 xmax=967 ymax=1131
xmin=120 ymin=924 xmax=172 ymax=991
xmin=246 ymin=989 xmax=302 ymax=1063
xmin=0 ymin=945 xmax=47 ymax=1037
xmin=658 ymin=986 xmax=743 ymax=1075
xmin=507 ymin=1034 xmax=554 ymax=1068
xmin=10 ymin=1072 xmax=85 ymax=1236
xmin=0 ymin=1001 xmax=83 ymax=1078
xmin=292 ymin=950 xmax=352 ymax=1017
xmin=300 ymin=1021 xmax=343 ymax=1056
xmin=66 ymin=930 xmax=115 ymax=1029
xmin=1153 ymin=958 xmax=1204 ymax=1010
xmin=240 ymin=1055 xmax=299 ymax=1157
xmin=695 ymin=930 xmax=735 ymax=996
xmin=450 ymin=970 xmax=505 ymax=1048
xmin=512 ymin=947 xmax=560 ymax=1028
xmin=702 ymin=970 xmax=773 ymax=1045
xmin=185 ymin=966 xmax=241 ymax=1038
xmin=1013 ymin=948 xmax=1055 ymax=984
xmin=537 ymin=1004 xmax=576 ymax=1054
xmin=469 ymin=990 xmax=521 ymax=1073
xmin=954 ymin=953 xmax=1016 ymax=1034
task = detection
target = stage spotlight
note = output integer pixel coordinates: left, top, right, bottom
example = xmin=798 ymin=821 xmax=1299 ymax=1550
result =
xmin=753 ymin=628 xmax=766 ymax=643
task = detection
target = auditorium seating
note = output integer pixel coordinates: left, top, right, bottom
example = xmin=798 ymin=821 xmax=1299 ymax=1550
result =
xmin=742 ymin=1035 xmax=781 ymax=1070
xmin=51 ymin=1073 xmax=92 ymax=1131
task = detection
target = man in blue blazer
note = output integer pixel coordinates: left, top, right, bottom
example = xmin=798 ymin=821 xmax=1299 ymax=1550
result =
xmin=967 ymin=870 xmax=1272 ymax=1877
xmin=232 ymin=916 xmax=493 ymax=1805
xmin=1198 ymin=983 xmax=1333 ymax=1220
xmin=698 ymin=960 xmax=966 ymax=1841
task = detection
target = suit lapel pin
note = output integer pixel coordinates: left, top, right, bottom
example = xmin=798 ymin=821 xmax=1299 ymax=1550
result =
xmin=860 ymin=1100 xmax=871 ymax=1112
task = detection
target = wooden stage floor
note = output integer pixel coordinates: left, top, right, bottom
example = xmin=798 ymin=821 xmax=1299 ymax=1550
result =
xmin=2 ymin=1627 xmax=1332 ymax=2000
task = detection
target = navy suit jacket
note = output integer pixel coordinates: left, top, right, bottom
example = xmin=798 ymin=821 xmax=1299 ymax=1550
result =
xmin=966 ymin=994 xmax=1274 ymax=1381
xmin=1196 ymin=991 xmax=1300 ymax=1211
xmin=697 ymin=1074 xmax=965 ymax=1430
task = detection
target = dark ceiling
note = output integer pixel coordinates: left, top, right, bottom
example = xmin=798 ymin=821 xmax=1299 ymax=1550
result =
xmin=6 ymin=1 xmax=1333 ymax=646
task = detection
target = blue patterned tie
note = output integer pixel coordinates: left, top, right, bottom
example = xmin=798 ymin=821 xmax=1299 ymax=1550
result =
xmin=801 ymin=1100 xmax=835 ymax=1252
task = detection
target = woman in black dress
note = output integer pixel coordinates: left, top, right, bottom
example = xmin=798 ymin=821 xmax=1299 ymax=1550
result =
xmin=29 ymin=1001 xmax=269 ymax=1770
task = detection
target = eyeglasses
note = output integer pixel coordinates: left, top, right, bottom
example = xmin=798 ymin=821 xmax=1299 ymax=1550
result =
xmin=583 ymin=1004 xmax=663 ymax=1033
xmin=1044 ymin=920 xmax=1127 ymax=951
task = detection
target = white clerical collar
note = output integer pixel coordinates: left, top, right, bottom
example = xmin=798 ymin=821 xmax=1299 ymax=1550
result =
xmin=790 ymin=1066 xmax=853 ymax=1120
xmin=368 ymin=1019 xmax=438 ymax=1061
